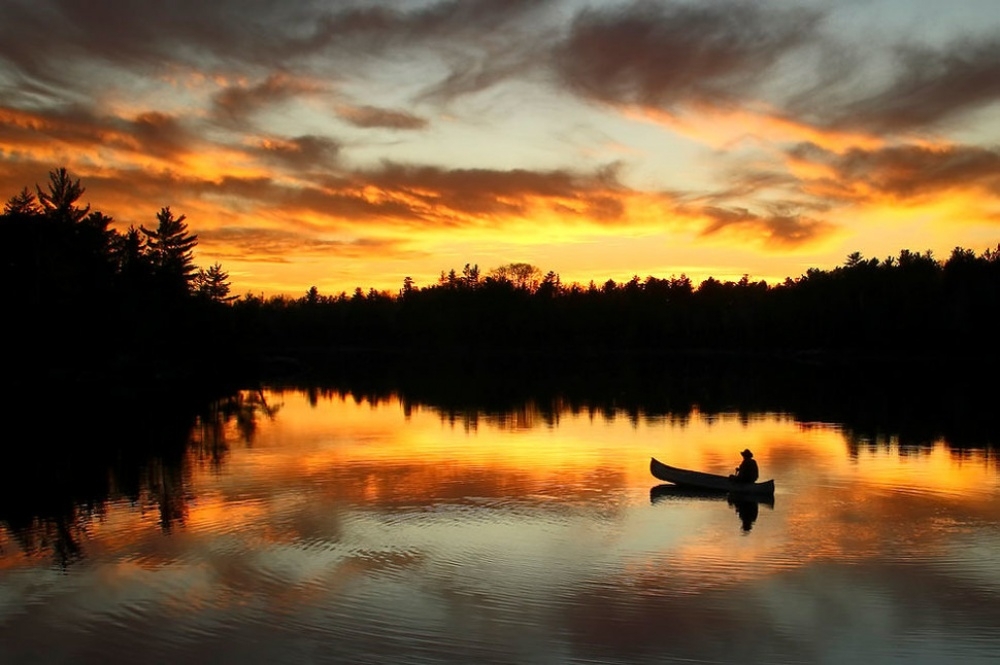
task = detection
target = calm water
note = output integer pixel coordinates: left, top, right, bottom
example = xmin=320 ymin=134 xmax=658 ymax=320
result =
xmin=2 ymin=386 xmax=1000 ymax=664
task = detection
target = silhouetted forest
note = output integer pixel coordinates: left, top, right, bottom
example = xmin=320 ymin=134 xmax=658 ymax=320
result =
xmin=246 ymin=245 xmax=1000 ymax=364
xmin=3 ymin=167 xmax=1000 ymax=391
xmin=1 ymin=168 xmax=253 ymax=397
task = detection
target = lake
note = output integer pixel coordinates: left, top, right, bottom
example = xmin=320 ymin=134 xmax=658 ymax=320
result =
xmin=2 ymin=376 xmax=1000 ymax=664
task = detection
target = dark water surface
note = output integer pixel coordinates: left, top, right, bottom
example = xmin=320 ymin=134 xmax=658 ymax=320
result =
xmin=2 ymin=384 xmax=999 ymax=664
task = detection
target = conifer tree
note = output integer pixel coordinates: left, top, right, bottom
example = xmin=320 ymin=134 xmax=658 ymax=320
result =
xmin=3 ymin=187 xmax=41 ymax=215
xmin=37 ymin=167 xmax=89 ymax=223
xmin=140 ymin=207 xmax=198 ymax=298
xmin=194 ymin=263 xmax=234 ymax=302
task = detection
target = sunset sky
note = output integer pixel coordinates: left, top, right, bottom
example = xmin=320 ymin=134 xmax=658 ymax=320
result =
xmin=2 ymin=0 xmax=1000 ymax=297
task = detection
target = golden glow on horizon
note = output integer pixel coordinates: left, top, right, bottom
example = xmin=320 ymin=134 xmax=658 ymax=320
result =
xmin=2 ymin=111 xmax=997 ymax=301
xmin=231 ymin=392 xmax=997 ymax=494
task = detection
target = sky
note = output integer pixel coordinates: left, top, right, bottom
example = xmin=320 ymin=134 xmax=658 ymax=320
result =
xmin=2 ymin=0 xmax=1000 ymax=298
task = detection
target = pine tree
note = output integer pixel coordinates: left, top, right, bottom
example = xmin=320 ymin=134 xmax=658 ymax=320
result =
xmin=140 ymin=207 xmax=198 ymax=298
xmin=3 ymin=187 xmax=41 ymax=215
xmin=194 ymin=263 xmax=234 ymax=302
xmin=37 ymin=167 xmax=90 ymax=223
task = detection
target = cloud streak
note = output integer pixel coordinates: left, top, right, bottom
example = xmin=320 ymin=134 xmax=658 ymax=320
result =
xmin=796 ymin=38 xmax=1000 ymax=135
xmin=553 ymin=2 xmax=822 ymax=111
xmin=790 ymin=142 xmax=1000 ymax=202
xmin=335 ymin=105 xmax=428 ymax=131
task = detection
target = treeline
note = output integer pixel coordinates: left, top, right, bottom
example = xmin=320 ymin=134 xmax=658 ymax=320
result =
xmin=238 ymin=249 xmax=1000 ymax=362
xmin=1 ymin=168 xmax=238 ymax=386
xmin=3 ymin=168 xmax=1000 ymax=389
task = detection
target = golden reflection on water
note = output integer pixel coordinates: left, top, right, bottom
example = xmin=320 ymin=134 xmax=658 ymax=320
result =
xmin=169 ymin=389 xmax=1000 ymax=586
xmin=2 ymin=388 xmax=1000 ymax=664
xmin=221 ymin=389 xmax=997 ymax=493
xmin=4 ymin=388 xmax=996 ymax=566
xmin=246 ymin=390 xmax=799 ymax=482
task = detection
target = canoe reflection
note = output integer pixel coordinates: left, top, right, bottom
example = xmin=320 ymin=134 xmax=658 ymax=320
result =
xmin=649 ymin=484 xmax=775 ymax=532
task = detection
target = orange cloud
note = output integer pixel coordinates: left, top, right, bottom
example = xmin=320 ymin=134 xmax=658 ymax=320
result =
xmin=632 ymin=105 xmax=885 ymax=154
xmin=790 ymin=142 xmax=1000 ymax=202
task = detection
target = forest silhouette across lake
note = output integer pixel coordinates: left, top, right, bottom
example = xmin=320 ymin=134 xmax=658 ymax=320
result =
xmin=3 ymin=166 xmax=999 ymax=396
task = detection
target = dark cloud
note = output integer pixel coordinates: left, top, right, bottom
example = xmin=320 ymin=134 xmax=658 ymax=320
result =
xmin=364 ymin=162 xmax=626 ymax=223
xmin=251 ymin=135 xmax=342 ymax=170
xmin=32 ymin=166 xmax=419 ymax=229
xmin=0 ymin=0 xmax=551 ymax=98
xmin=0 ymin=104 xmax=102 ymax=150
xmin=0 ymin=104 xmax=196 ymax=160
xmin=794 ymin=38 xmax=1000 ymax=134
xmin=790 ymin=142 xmax=1000 ymax=201
xmin=0 ymin=0 xmax=374 ymax=68
xmin=547 ymin=2 xmax=1000 ymax=138
xmin=553 ymin=1 xmax=821 ymax=110
xmin=697 ymin=206 xmax=834 ymax=247
xmin=0 ymin=103 xmax=341 ymax=184
xmin=0 ymin=1 xmax=280 ymax=88
xmin=417 ymin=55 xmax=526 ymax=103
xmin=289 ymin=185 xmax=424 ymax=224
xmin=303 ymin=0 xmax=549 ymax=52
xmin=79 ymin=159 xmax=627 ymax=230
xmin=700 ymin=170 xmax=809 ymax=206
xmin=220 ymin=162 xmax=629 ymax=229
xmin=128 ymin=112 xmax=198 ymax=158
xmin=3 ymin=0 xmax=999 ymax=141
xmin=300 ymin=0 xmax=553 ymax=103
xmin=99 ymin=171 xmax=418 ymax=228
xmin=336 ymin=105 xmax=428 ymax=130
xmin=10 ymin=156 xmax=631 ymax=234
xmin=212 ymin=75 xmax=324 ymax=126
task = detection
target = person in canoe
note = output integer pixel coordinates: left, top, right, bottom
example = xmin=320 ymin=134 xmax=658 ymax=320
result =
xmin=729 ymin=448 xmax=759 ymax=483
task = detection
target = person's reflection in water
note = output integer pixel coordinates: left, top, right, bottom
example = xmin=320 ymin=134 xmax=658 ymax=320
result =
xmin=728 ymin=497 xmax=759 ymax=532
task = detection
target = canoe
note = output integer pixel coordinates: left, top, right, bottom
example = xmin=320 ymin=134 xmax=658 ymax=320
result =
xmin=650 ymin=457 xmax=775 ymax=495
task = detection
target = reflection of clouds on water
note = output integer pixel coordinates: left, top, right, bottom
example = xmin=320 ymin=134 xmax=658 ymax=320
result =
xmin=758 ymin=561 xmax=1000 ymax=663
xmin=938 ymin=532 xmax=1000 ymax=593
xmin=2 ymin=390 xmax=1000 ymax=664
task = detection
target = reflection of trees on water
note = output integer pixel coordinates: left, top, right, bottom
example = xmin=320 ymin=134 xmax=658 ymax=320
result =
xmin=142 ymin=455 xmax=190 ymax=532
xmin=191 ymin=389 xmax=280 ymax=464
xmin=3 ymin=514 xmax=86 ymax=570
xmin=0 ymin=388 xmax=276 ymax=565
xmin=287 ymin=352 xmax=999 ymax=451
xmin=843 ymin=431 xmax=937 ymax=460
